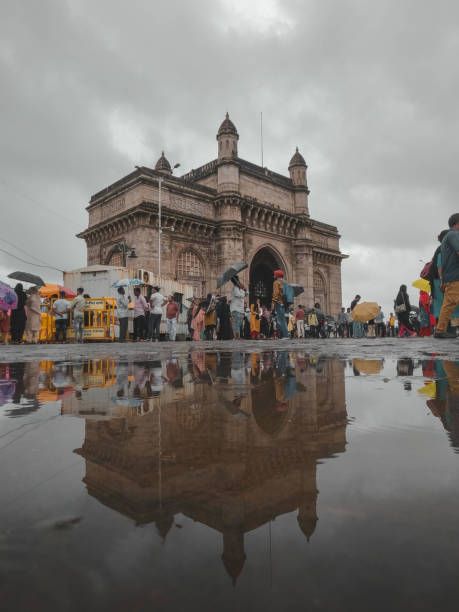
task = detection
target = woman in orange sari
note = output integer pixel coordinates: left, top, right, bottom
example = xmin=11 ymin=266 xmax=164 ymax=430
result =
xmin=192 ymin=303 xmax=205 ymax=341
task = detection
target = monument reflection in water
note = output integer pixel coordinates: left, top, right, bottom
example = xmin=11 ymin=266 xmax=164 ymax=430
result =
xmin=60 ymin=350 xmax=347 ymax=585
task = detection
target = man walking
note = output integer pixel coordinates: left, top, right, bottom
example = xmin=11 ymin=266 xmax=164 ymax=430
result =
xmin=345 ymin=307 xmax=353 ymax=338
xmin=70 ymin=287 xmax=85 ymax=343
xmin=133 ymin=287 xmax=148 ymax=341
xmin=52 ymin=291 xmax=70 ymax=343
xmin=337 ymin=307 xmax=346 ymax=338
xmin=271 ymin=270 xmax=289 ymax=339
xmin=388 ymin=313 xmax=396 ymax=337
xmin=116 ymin=286 xmax=130 ymax=342
xmin=230 ymin=278 xmax=246 ymax=340
xmin=435 ymin=213 xmax=459 ymax=338
xmin=149 ymin=285 xmax=166 ymax=342
xmin=295 ymin=304 xmax=305 ymax=338
xmin=375 ymin=306 xmax=386 ymax=337
xmin=165 ymin=294 xmax=179 ymax=341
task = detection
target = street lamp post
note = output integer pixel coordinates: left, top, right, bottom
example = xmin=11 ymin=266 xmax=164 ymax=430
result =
xmin=157 ymin=163 xmax=180 ymax=279
xmin=112 ymin=242 xmax=138 ymax=267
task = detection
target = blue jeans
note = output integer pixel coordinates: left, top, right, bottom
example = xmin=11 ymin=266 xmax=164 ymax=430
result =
xmin=274 ymin=303 xmax=288 ymax=338
xmin=231 ymin=311 xmax=243 ymax=336
xmin=73 ymin=316 xmax=84 ymax=342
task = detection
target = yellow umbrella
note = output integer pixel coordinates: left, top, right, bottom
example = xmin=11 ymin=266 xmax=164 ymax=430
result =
xmin=412 ymin=278 xmax=431 ymax=293
xmin=353 ymin=359 xmax=383 ymax=375
xmin=351 ymin=301 xmax=380 ymax=323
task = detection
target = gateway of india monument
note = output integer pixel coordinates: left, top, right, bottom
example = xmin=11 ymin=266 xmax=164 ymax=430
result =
xmin=78 ymin=113 xmax=345 ymax=314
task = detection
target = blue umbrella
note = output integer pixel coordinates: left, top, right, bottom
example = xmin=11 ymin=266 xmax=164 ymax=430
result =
xmin=111 ymin=278 xmax=146 ymax=288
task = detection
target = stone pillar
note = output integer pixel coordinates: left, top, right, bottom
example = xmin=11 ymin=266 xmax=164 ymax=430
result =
xmin=293 ymin=239 xmax=314 ymax=309
xmin=217 ymin=160 xmax=240 ymax=193
xmin=328 ymin=258 xmax=344 ymax=317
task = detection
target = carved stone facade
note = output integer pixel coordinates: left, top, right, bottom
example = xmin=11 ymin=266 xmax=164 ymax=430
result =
xmin=78 ymin=114 xmax=346 ymax=314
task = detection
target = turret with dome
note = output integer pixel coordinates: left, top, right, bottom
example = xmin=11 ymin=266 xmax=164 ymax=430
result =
xmin=155 ymin=151 xmax=172 ymax=175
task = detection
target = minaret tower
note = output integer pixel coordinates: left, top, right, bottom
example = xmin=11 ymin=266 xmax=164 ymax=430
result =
xmin=216 ymin=112 xmax=240 ymax=193
xmin=288 ymin=147 xmax=309 ymax=216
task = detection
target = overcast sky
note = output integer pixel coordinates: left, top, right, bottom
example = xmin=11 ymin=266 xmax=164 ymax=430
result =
xmin=1 ymin=0 xmax=458 ymax=315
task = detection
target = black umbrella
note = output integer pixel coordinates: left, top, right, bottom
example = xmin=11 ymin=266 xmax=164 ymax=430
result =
xmin=8 ymin=271 xmax=45 ymax=287
xmin=291 ymin=283 xmax=304 ymax=297
xmin=217 ymin=262 xmax=248 ymax=289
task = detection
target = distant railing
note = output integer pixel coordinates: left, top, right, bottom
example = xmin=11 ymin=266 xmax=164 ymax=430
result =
xmin=182 ymin=159 xmax=218 ymax=182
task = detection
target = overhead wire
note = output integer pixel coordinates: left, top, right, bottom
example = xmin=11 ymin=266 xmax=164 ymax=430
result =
xmin=0 ymin=246 xmax=64 ymax=272
xmin=0 ymin=235 xmax=60 ymax=269
xmin=0 ymin=176 xmax=78 ymax=226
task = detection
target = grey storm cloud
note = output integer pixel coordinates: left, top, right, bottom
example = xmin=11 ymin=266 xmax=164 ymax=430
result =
xmin=1 ymin=0 xmax=458 ymax=313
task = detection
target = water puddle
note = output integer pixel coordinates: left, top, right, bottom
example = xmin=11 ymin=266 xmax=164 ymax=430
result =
xmin=1 ymin=351 xmax=459 ymax=611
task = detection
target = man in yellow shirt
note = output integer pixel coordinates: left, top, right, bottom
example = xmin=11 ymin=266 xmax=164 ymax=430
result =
xmin=389 ymin=313 xmax=396 ymax=337
xmin=271 ymin=270 xmax=289 ymax=339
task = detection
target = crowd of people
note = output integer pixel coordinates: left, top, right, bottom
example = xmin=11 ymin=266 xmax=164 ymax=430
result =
xmin=3 ymin=213 xmax=459 ymax=344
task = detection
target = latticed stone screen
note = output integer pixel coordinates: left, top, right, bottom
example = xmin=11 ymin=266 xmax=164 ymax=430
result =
xmin=313 ymin=272 xmax=325 ymax=292
xmin=176 ymin=250 xmax=203 ymax=278
xmin=108 ymin=250 xmax=123 ymax=267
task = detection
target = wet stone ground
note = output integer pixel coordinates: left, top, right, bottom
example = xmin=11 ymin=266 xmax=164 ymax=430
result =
xmin=1 ymin=344 xmax=459 ymax=611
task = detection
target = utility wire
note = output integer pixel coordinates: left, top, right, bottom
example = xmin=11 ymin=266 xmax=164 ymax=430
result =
xmin=0 ymin=235 xmax=59 ymax=269
xmin=0 ymin=176 xmax=80 ymax=226
xmin=0 ymin=246 xmax=64 ymax=272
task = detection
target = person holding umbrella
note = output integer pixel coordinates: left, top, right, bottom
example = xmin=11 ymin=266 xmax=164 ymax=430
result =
xmin=10 ymin=284 xmax=27 ymax=343
xmin=230 ymin=276 xmax=246 ymax=340
xmin=271 ymin=270 xmax=289 ymax=339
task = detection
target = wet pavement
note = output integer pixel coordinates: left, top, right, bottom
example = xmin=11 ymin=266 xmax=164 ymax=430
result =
xmin=2 ymin=336 xmax=459 ymax=363
xmin=1 ymin=348 xmax=459 ymax=611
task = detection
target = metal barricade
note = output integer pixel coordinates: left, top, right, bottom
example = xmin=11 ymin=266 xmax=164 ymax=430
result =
xmin=41 ymin=297 xmax=116 ymax=342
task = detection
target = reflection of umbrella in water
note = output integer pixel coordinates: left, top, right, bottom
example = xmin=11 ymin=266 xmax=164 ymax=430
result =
xmin=217 ymin=262 xmax=248 ymax=288
xmin=351 ymin=302 xmax=380 ymax=322
xmin=412 ymin=278 xmax=431 ymax=293
xmin=353 ymin=359 xmax=383 ymax=375
xmin=0 ymin=280 xmax=18 ymax=311
xmin=291 ymin=284 xmax=304 ymax=297
xmin=418 ymin=381 xmax=437 ymax=398
xmin=8 ymin=271 xmax=45 ymax=287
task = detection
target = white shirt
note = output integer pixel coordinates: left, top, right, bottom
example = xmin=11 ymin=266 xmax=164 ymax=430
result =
xmin=116 ymin=295 xmax=130 ymax=318
xmin=71 ymin=295 xmax=85 ymax=318
xmin=231 ymin=286 xmax=246 ymax=314
xmin=53 ymin=299 xmax=70 ymax=320
xmin=150 ymin=292 xmax=165 ymax=315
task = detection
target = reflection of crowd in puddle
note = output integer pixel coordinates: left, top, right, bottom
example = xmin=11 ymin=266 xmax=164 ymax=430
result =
xmin=422 ymin=359 xmax=459 ymax=450
xmin=0 ymin=351 xmax=332 ymax=420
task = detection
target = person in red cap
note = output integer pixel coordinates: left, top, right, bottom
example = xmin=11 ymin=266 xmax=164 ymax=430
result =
xmin=271 ymin=270 xmax=289 ymax=339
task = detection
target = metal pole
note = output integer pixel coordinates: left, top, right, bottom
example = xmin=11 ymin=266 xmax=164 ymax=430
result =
xmin=158 ymin=177 xmax=162 ymax=279
xmin=261 ymin=111 xmax=264 ymax=167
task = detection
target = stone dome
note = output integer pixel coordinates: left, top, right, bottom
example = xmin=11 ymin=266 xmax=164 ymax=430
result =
xmin=217 ymin=112 xmax=239 ymax=138
xmin=288 ymin=147 xmax=306 ymax=168
xmin=155 ymin=151 xmax=172 ymax=173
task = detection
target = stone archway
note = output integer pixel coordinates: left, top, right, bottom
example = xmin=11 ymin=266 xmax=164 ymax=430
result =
xmin=249 ymin=247 xmax=285 ymax=307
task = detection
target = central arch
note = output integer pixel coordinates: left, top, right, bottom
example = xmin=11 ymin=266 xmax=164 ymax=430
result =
xmin=249 ymin=247 xmax=286 ymax=307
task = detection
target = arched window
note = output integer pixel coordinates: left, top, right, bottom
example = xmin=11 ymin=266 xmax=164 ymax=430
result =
xmin=313 ymin=271 xmax=327 ymax=309
xmin=106 ymin=248 xmax=123 ymax=267
xmin=176 ymin=250 xmax=204 ymax=279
